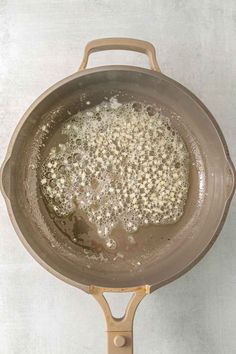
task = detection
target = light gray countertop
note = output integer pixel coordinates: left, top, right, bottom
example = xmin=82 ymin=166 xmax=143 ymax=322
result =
xmin=0 ymin=1 xmax=235 ymax=353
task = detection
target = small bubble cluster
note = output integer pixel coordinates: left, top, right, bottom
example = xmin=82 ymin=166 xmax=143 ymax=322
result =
xmin=40 ymin=97 xmax=190 ymax=244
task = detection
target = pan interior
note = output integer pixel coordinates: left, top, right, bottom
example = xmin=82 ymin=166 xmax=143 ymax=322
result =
xmin=8 ymin=68 xmax=227 ymax=289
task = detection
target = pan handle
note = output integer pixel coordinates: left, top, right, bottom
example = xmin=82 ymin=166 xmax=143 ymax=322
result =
xmin=0 ymin=157 xmax=11 ymax=199
xmin=79 ymin=38 xmax=161 ymax=72
xmin=225 ymin=159 xmax=236 ymax=201
xmin=90 ymin=286 xmax=149 ymax=354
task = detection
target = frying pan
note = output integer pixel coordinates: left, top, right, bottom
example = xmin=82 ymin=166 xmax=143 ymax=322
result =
xmin=0 ymin=38 xmax=235 ymax=354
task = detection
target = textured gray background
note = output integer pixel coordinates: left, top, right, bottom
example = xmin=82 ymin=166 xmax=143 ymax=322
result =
xmin=0 ymin=1 xmax=236 ymax=353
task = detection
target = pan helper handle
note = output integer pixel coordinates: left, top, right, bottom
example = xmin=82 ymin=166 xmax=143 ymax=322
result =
xmin=90 ymin=286 xmax=149 ymax=354
xmin=79 ymin=37 xmax=161 ymax=72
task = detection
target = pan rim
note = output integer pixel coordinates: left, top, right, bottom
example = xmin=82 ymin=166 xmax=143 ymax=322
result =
xmin=1 ymin=65 xmax=235 ymax=293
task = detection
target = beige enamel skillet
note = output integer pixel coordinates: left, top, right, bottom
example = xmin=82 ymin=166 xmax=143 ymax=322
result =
xmin=1 ymin=38 xmax=235 ymax=353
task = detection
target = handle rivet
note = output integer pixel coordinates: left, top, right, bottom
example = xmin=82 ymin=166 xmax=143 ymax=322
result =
xmin=114 ymin=335 xmax=126 ymax=347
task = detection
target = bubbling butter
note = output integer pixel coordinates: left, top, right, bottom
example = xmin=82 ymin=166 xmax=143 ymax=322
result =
xmin=40 ymin=98 xmax=190 ymax=246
